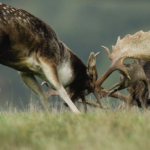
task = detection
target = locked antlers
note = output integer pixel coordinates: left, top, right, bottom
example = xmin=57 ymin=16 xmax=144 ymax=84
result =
xmin=95 ymin=30 xmax=150 ymax=92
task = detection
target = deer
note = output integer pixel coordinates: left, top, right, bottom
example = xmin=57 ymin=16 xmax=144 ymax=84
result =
xmin=107 ymin=60 xmax=150 ymax=96
xmin=92 ymin=30 xmax=150 ymax=100
xmin=102 ymin=60 xmax=150 ymax=110
xmin=125 ymin=60 xmax=150 ymax=110
xmin=0 ymin=3 xmax=106 ymax=113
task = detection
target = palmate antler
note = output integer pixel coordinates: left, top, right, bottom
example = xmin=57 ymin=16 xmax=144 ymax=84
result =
xmin=95 ymin=30 xmax=150 ymax=94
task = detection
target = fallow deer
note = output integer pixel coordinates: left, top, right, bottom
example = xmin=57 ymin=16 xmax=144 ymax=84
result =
xmin=125 ymin=60 xmax=150 ymax=110
xmin=108 ymin=60 xmax=150 ymax=96
xmin=94 ymin=30 xmax=150 ymax=99
xmin=105 ymin=60 xmax=150 ymax=110
xmin=0 ymin=3 xmax=105 ymax=113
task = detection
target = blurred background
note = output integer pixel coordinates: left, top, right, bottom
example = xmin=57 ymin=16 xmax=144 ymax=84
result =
xmin=0 ymin=0 xmax=150 ymax=110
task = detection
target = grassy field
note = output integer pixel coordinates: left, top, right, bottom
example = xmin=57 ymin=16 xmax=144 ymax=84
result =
xmin=0 ymin=107 xmax=150 ymax=150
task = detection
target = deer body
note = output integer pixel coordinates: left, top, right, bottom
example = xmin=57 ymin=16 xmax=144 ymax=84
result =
xmin=0 ymin=3 xmax=99 ymax=113
xmin=0 ymin=3 xmax=75 ymax=85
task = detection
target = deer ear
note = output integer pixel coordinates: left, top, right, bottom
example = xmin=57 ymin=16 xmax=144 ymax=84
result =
xmin=87 ymin=52 xmax=100 ymax=82
xmin=87 ymin=52 xmax=96 ymax=70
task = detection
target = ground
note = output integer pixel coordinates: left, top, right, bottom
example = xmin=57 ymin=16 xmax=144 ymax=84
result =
xmin=0 ymin=106 xmax=149 ymax=150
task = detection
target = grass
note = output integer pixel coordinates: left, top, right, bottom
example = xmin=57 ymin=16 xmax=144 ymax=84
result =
xmin=0 ymin=107 xmax=150 ymax=150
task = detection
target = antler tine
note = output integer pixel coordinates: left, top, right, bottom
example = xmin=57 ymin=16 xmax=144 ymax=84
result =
xmin=101 ymin=46 xmax=112 ymax=60
xmin=41 ymin=81 xmax=48 ymax=87
xmin=116 ymin=36 xmax=121 ymax=45
xmin=95 ymin=52 xmax=100 ymax=57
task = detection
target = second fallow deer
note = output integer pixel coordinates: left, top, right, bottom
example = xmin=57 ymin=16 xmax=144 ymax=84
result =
xmin=108 ymin=60 xmax=150 ymax=98
xmin=94 ymin=30 xmax=150 ymax=98
xmin=106 ymin=60 xmax=150 ymax=110
xmin=125 ymin=60 xmax=150 ymax=110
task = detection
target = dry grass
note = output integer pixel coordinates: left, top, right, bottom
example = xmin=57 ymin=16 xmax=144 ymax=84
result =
xmin=0 ymin=106 xmax=149 ymax=150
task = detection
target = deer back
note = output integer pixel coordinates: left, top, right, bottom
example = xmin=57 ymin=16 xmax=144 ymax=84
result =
xmin=0 ymin=3 xmax=68 ymax=63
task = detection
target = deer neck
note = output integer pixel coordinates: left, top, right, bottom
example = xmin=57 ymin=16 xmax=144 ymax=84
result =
xmin=58 ymin=43 xmax=90 ymax=90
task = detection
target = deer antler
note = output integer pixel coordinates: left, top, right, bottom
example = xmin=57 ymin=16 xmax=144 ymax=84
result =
xmin=95 ymin=30 xmax=150 ymax=88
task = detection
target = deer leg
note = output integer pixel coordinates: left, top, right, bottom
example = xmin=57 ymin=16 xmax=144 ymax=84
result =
xmin=83 ymin=100 xmax=87 ymax=113
xmin=144 ymin=79 xmax=150 ymax=99
xmin=18 ymin=72 xmax=51 ymax=111
xmin=41 ymin=82 xmax=80 ymax=111
xmin=139 ymin=86 xmax=147 ymax=110
xmin=39 ymin=59 xmax=80 ymax=114
xmin=80 ymin=97 xmax=87 ymax=113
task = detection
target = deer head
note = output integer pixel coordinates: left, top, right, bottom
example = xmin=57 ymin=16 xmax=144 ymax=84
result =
xmin=41 ymin=52 xmax=107 ymax=109
xmin=108 ymin=60 xmax=150 ymax=99
xmin=86 ymin=52 xmax=107 ymax=108
xmin=95 ymin=30 xmax=150 ymax=91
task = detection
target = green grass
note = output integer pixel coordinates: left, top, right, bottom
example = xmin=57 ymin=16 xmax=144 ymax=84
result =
xmin=0 ymin=108 xmax=150 ymax=150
